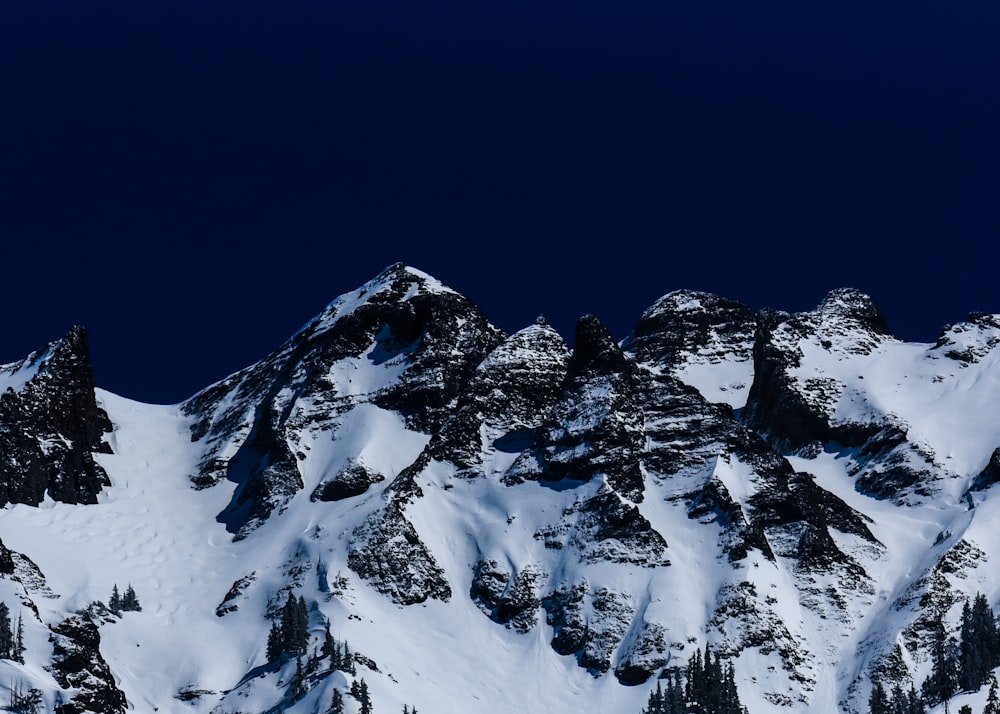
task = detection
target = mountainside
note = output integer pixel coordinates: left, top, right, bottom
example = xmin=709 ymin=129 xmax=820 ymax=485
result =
xmin=1 ymin=264 xmax=1000 ymax=713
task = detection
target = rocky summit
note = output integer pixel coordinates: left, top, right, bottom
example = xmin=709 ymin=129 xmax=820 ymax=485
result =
xmin=0 ymin=264 xmax=999 ymax=713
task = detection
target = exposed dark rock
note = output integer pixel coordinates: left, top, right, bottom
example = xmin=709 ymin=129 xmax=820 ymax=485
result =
xmin=744 ymin=291 xmax=892 ymax=453
xmin=534 ymin=490 xmax=669 ymax=566
xmin=310 ymin=461 xmax=384 ymax=502
xmin=51 ymin=611 xmax=128 ymax=714
xmin=426 ymin=318 xmax=569 ymax=475
xmin=543 ymin=583 xmax=634 ymax=677
xmin=544 ymin=583 xmax=589 ymax=657
xmin=931 ymin=312 xmax=1000 ymax=364
xmin=623 ymin=289 xmax=756 ymax=378
xmin=470 ymin=560 xmax=542 ymax=633
xmin=970 ymin=446 xmax=1000 ymax=492
xmin=614 ymin=621 xmax=669 ymax=685
xmin=504 ymin=315 xmax=646 ymax=501
xmin=216 ymin=572 xmax=257 ymax=617
xmin=0 ymin=326 xmax=112 ymax=507
xmin=347 ymin=504 xmax=452 ymax=605
xmin=742 ymin=309 xmax=832 ymax=453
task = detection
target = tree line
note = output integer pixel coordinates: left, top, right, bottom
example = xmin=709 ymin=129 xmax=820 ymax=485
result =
xmin=871 ymin=592 xmax=1000 ymax=713
xmin=642 ymin=644 xmax=746 ymax=714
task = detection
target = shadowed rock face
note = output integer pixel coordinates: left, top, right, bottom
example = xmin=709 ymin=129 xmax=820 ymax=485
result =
xmin=624 ymin=289 xmax=756 ymax=372
xmin=0 ymin=325 xmax=112 ymax=507
xmin=51 ymin=609 xmax=127 ymax=714
xmin=743 ymin=290 xmax=893 ymax=453
xmin=504 ymin=315 xmax=646 ymax=501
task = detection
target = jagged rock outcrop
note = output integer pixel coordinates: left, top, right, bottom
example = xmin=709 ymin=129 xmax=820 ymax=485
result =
xmin=505 ymin=315 xmax=646 ymax=501
xmin=0 ymin=326 xmax=112 ymax=507
xmin=744 ymin=289 xmax=892 ymax=452
xmin=624 ymin=290 xmax=756 ymax=407
xmin=931 ymin=312 xmax=1000 ymax=364
xmin=310 ymin=460 xmax=384 ymax=502
xmin=427 ymin=316 xmax=570 ymax=475
xmin=971 ymin=447 xmax=1000 ymax=492
xmin=347 ymin=503 xmax=452 ymax=605
xmin=470 ymin=560 xmax=542 ymax=633
xmin=51 ymin=609 xmax=128 ymax=714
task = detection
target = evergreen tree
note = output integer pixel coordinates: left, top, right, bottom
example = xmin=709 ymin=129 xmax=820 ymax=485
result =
xmin=957 ymin=705 xmax=972 ymax=714
xmin=906 ymin=685 xmax=925 ymax=714
xmin=267 ymin=623 xmax=283 ymax=662
xmin=890 ymin=684 xmax=906 ymax=714
xmin=267 ymin=592 xmax=312 ymax=661
xmin=642 ymin=681 xmax=664 ymax=714
xmin=957 ymin=592 xmax=1000 ymax=692
xmin=279 ymin=593 xmax=309 ymax=655
xmin=297 ymin=596 xmax=309 ymax=651
xmin=13 ymin=615 xmax=24 ymax=664
xmin=984 ymin=673 xmax=1000 ymax=714
xmin=922 ymin=616 xmax=959 ymax=706
xmin=358 ymin=678 xmax=373 ymax=714
xmin=686 ymin=648 xmax=702 ymax=703
xmin=331 ymin=688 xmax=345 ymax=714
xmin=0 ymin=603 xmax=13 ymax=659
xmin=869 ymin=681 xmax=890 ymax=714
xmin=108 ymin=585 xmax=122 ymax=615
xmin=122 ymin=584 xmax=141 ymax=612
xmin=321 ymin=620 xmax=336 ymax=659
xmin=290 ymin=657 xmax=306 ymax=698
xmin=343 ymin=642 xmax=355 ymax=674
xmin=669 ymin=670 xmax=684 ymax=714
xmin=636 ymin=646 xmax=745 ymax=714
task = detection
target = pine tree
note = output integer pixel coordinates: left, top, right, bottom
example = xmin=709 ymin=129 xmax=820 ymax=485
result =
xmin=331 ymin=688 xmax=345 ymax=714
xmin=13 ymin=615 xmax=24 ymax=664
xmin=669 ymin=670 xmax=684 ymax=714
xmin=985 ymin=673 xmax=1000 ymax=714
xmin=906 ymin=685 xmax=925 ymax=714
xmin=267 ymin=623 xmax=284 ymax=662
xmin=906 ymin=685 xmax=924 ymax=714
xmin=889 ymin=684 xmax=906 ymax=714
xmin=358 ymin=678 xmax=373 ymax=714
xmin=122 ymin=584 xmax=141 ymax=612
xmin=290 ymin=656 xmax=306 ymax=698
xmin=0 ymin=603 xmax=13 ymax=659
xmin=957 ymin=705 xmax=972 ymax=714
xmin=321 ymin=620 xmax=336 ymax=658
xmin=643 ymin=681 xmax=664 ymax=714
xmin=960 ymin=599 xmax=976 ymax=691
xmin=297 ymin=596 xmax=309 ymax=652
xmin=869 ymin=680 xmax=890 ymax=714
xmin=922 ymin=616 xmax=959 ymax=706
xmin=108 ymin=585 xmax=122 ymax=615
xmin=343 ymin=641 xmax=355 ymax=674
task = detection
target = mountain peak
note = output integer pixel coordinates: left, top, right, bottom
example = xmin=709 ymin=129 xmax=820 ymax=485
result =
xmin=570 ymin=314 xmax=629 ymax=373
xmin=816 ymin=288 xmax=891 ymax=334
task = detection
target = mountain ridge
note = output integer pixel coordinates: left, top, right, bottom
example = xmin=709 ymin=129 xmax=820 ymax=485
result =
xmin=0 ymin=263 xmax=997 ymax=713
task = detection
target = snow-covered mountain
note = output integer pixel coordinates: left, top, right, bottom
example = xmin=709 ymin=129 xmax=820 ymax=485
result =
xmin=1 ymin=264 xmax=1000 ymax=713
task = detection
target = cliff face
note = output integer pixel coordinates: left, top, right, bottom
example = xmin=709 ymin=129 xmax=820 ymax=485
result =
xmin=0 ymin=325 xmax=111 ymax=507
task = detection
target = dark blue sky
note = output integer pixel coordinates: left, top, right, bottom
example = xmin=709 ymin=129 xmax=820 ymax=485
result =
xmin=2 ymin=1 xmax=998 ymax=403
